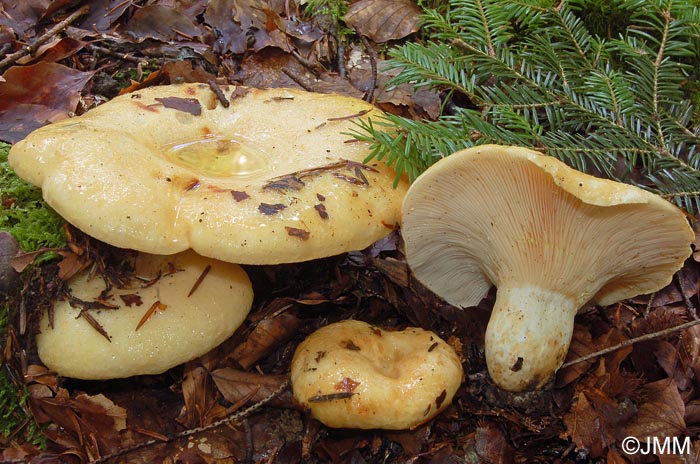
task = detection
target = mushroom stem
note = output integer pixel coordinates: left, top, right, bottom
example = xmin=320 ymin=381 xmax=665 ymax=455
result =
xmin=484 ymin=284 xmax=579 ymax=391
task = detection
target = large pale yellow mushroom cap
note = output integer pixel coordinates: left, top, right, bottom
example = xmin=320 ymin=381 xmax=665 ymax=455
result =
xmin=37 ymin=250 xmax=253 ymax=379
xmin=290 ymin=320 xmax=463 ymax=430
xmin=402 ymin=144 xmax=693 ymax=391
xmin=9 ymin=84 xmax=407 ymax=264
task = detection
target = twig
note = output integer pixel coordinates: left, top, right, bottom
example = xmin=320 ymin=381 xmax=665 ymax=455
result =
xmin=644 ymin=292 xmax=655 ymax=317
xmin=358 ymin=34 xmax=377 ymax=103
xmin=207 ymin=80 xmax=230 ymax=108
xmin=0 ymin=5 xmax=90 ymax=71
xmin=337 ymin=43 xmax=347 ymax=78
xmin=93 ymin=377 xmax=290 ymax=463
xmin=676 ymin=270 xmax=698 ymax=319
xmin=561 ymin=318 xmax=700 ymax=368
xmin=281 ymin=67 xmax=315 ymax=91
xmin=86 ymin=44 xmax=142 ymax=64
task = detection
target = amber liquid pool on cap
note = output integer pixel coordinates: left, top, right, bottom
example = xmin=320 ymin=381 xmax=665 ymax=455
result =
xmin=163 ymin=135 xmax=271 ymax=178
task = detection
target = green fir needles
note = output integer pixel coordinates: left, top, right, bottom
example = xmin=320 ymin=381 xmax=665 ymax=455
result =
xmin=355 ymin=0 xmax=700 ymax=212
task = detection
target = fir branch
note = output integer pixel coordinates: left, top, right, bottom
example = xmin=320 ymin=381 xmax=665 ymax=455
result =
xmin=357 ymin=0 xmax=700 ymax=212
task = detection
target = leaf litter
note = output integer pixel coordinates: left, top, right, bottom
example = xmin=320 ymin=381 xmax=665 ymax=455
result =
xmin=1 ymin=1 xmax=699 ymax=463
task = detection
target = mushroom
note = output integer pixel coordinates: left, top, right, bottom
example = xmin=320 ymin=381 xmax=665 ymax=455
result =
xmin=36 ymin=249 xmax=253 ymax=379
xmin=401 ymin=144 xmax=693 ymax=391
xmin=290 ymin=320 xmax=463 ymax=430
xmin=9 ymin=84 xmax=407 ymax=264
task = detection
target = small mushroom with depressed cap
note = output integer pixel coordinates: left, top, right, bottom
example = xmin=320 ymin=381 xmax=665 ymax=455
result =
xmin=401 ymin=144 xmax=694 ymax=391
xmin=290 ymin=320 xmax=463 ymax=430
xmin=37 ymin=249 xmax=253 ymax=379
xmin=8 ymin=84 xmax=407 ymax=264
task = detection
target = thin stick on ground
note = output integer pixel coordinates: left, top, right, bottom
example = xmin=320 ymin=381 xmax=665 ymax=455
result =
xmin=561 ymin=318 xmax=700 ymax=368
xmin=0 ymin=5 xmax=90 ymax=71
xmin=93 ymin=377 xmax=290 ymax=463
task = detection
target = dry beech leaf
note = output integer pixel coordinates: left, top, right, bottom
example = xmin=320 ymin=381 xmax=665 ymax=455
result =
xmin=230 ymin=314 xmax=301 ymax=369
xmin=475 ymin=420 xmax=514 ymax=464
xmin=563 ymin=390 xmax=619 ymax=457
xmin=205 ymin=0 xmax=247 ymax=54
xmin=0 ymin=62 xmax=95 ymax=143
xmin=210 ymin=368 xmax=289 ymax=406
xmin=178 ymin=364 xmax=216 ymax=429
xmin=17 ymin=37 xmax=85 ymax=65
xmin=122 ymin=4 xmax=203 ymax=42
xmin=32 ymin=392 xmax=127 ymax=455
xmin=344 ymin=0 xmax=422 ymax=43
xmin=624 ymin=379 xmax=687 ymax=449
xmin=76 ymin=0 xmax=132 ymax=33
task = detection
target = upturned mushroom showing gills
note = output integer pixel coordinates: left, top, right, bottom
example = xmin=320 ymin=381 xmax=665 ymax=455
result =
xmin=290 ymin=320 xmax=463 ymax=430
xmin=8 ymin=84 xmax=407 ymax=264
xmin=37 ymin=250 xmax=253 ymax=379
xmin=401 ymin=144 xmax=693 ymax=392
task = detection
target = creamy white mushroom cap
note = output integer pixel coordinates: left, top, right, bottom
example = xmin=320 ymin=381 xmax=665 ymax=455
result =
xmin=37 ymin=250 xmax=253 ymax=379
xmin=402 ymin=144 xmax=693 ymax=391
xmin=9 ymin=84 xmax=407 ymax=264
xmin=290 ymin=320 xmax=463 ymax=430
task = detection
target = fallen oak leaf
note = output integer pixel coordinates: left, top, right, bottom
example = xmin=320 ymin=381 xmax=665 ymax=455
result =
xmin=343 ymin=0 xmax=422 ymax=43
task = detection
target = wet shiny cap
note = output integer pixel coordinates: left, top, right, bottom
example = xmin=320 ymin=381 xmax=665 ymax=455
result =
xmin=9 ymin=84 xmax=408 ymax=264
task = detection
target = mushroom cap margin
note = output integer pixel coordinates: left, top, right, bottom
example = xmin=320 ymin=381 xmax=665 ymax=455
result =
xmin=36 ymin=249 xmax=254 ymax=379
xmin=9 ymin=84 xmax=408 ymax=264
xmin=401 ymin=144 xmax=693 ymax=309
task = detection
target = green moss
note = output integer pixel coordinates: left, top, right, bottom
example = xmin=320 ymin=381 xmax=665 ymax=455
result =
xmin=1 ymin=141 xmax=62 ymax=449
xmin=0 ymin=361 xmax=46 ymax=448
xmin=0 ymin=142 xmax=66 ymax=252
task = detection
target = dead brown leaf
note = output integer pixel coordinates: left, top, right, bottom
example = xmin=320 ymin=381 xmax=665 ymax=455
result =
xmin=177 ymin=363 xmax=218 ymax=429
xmin=230 ymin=313 xmax=301 ymax=369
xmin=122 ymin=4 xmax=204 ymax=42
xmin=475 ymin=420 xmax=514 ymax=464
xmin=72 ymin=0 xmax=130 ymax=34
xmin=679 ymin=324 xmax=700 ymax=382
xmin=624 ymin=378 xmax=687 ymax=461
xmin=557 ymin=324 xmax=598 ymax=387
xmin=344 ymin=0 xmax=422 ymax=43
xmin=0 ymin=62 xmax=95 ymax=142
xmin=30 ymin=391 xmax=127 ymax=460
xmin=0 ymin=1 xmax=44 ymax=40
xmin=210 ymin=368 xmax=291 ymax=406
xmin=17 ymin=37 xmax=84 ymax=65
xmin=563 ymin=389 xmax=620 ymax=457
xmin=204 ymin=0 xmax=248 ymax=55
